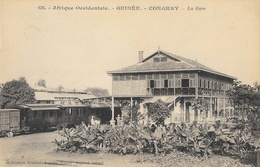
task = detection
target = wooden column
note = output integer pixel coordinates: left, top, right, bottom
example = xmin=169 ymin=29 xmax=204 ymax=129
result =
xmin=130 ymin=97 xmax=133 ymax=122
xmin=195 ymin=73 xmax=199 ymax=99
xmin=110 ymin=96 xmax=115 ymax=126
xmin=210 ymin=97 xmax=212 ymax=122
xmin=183 ymin=98 xmax=186 ymax=123
xmin=217 ymin=97 xmax=220 ymax=119
xmin=223 ymin=97 xmax=226 ymax=119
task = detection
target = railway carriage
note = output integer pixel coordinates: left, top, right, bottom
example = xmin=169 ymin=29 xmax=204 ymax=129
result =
xmin=0 ymin=103 xmax=122 ymax=136
xmin=58 ymin=105 xmax=91 ymax=127
xmin=0 ymin=109 xmax=20 ymax=136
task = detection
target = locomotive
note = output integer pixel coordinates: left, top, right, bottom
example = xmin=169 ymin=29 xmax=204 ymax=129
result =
xmin=0 ymin=103 xmax=121 ymax=136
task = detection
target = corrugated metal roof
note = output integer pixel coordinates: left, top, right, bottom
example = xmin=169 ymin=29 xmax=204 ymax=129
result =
xmin=107 ymin=50 xmax=236 ymax=79
xmin=34 ymin=92 xmax=96 ymax=101
xmin=58 ymin=104 xmax=90 ymax=108
xmin=25 ymin=104 xmax=58 ymax=107
xmin=0 ymin=109 xmax=20 ymax=112
xmin=30 ymin=107 xmax=59 ymax=111
xmin=35 ymin=92 xmax=57 ymax=101
xmin=17 ymin=104 xmax=59 ymax=110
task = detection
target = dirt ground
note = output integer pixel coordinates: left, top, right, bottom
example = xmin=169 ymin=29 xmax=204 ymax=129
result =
xmin=0 ymin=132 xmax=254 ymax=167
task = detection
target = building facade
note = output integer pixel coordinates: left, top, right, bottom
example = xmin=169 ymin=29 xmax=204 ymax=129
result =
xmin=107 ymin=50 xmax=236 ymax=124
xmin=31 ymin=86 xmax=96 ymax=105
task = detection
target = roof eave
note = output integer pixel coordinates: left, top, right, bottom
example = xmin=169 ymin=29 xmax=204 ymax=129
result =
xmin=107 ymin=68 xmax=236 ymax=80
xmin=107 ymin=68 xmax=198 ymax=74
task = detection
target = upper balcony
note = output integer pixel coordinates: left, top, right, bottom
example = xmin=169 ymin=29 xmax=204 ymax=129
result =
xmin=147 ymin=88 xmax=196 ymax=96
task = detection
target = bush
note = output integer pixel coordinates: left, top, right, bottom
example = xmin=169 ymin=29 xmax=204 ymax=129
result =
xmin=53 ymin=121 xmax=260 ymax=158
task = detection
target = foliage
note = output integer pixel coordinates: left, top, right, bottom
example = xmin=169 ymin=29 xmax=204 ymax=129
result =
xmin=53 ymin=121 xmax=259 ymax=158
xmin=37 ymin=79 xmax=46 ymax=88
xmin=0 ymin=77 xmax=35 ymax=109
xmin=148 ymin=99 xmax=171 ymax=125
xmin=192 ymin=98 xmax=210 ymax=121
xmin=57 ymin=85 xmax=64 ymax=92
xmin=86 ymin=87 xmax=109 ymax=97
xmin=227 ymin=81 xmax=260 ymax=130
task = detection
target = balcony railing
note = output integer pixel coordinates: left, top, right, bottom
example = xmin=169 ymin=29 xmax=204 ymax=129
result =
xmin=198 ymin=88 xmax=226 ymax=96
xmin=147 ymin=88 xmax=195 ymax=96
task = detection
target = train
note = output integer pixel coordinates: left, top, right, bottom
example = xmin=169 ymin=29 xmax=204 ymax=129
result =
xmin=0 ymin=104 xmax=121 ymax=136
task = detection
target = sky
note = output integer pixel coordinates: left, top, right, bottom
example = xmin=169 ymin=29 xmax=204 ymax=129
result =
xmin=1 ymin=0 xmax=259 ymax=94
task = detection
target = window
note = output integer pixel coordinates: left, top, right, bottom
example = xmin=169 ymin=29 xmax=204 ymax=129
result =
xmin=139 ymin=74 xmax=146 ymax=80
xmin=189 ymin=79 xmax=195 ymax=87
xmin=161 ymin=74 xmax=167 ymax=79
xmin=153 ymin=58 xmax=160 ymax=62
xmin=168 ymin=80 xmax=174 ymax=88
xmin=214 ymin=82 xmax=218 ymax=90
xmin=181 ymin=79 xmax=189 ymax=87
xmin=189 ymin=73 xmax=195 ymax=78
xmin=147 ymin=74 xmax=153 ymax=80
xmin=42 ymin=111 xmax=46 ymax=117
xmin=155 ymin=80 xmax=161 ymax=88
xmin=113 ymin=75 xmax=118 ymax=81
xmin=168 ymin=74 xmax=174 ymax=79
xmin=150 ymin=80 xmax=155 ymax=88
xmin=78 ymin=108 xmax=81 ymax=116
xmin=85 ymin=108 xmax=88 ymax=116
xmin=205 ymin=80 xmax=208 ymax=88
xmin=119 ymin=75 xmax=125 ymax=80
xmin=59 ymin=111 xmax=63 ymax=117
xmin=218 ymin=83 xmax=222 ymax=90
xmin=132 ymin=75 xmax=138 ymax=80
xmin=182 ymin=73 xmax=189 ymax=78
xmin=226 ymin=84 xmax=230 ymax=90
xmin=208 ymin=81 xmax=210 ymax=89
xmin=125 ymin=75 xmax=131 ymax=80
xmin=175 ymin=74 xmax=181 ymax=79
xmin=50 ymin=111 xmax=54 ymax=117
xmin=34 ymin=111 xmax=38 ymax=118
xmin=209 ymin=81 xmax=212 ymax=89
xmin=201 ymin=79 xmax=205 ymax=88
xmin=175 ymin=80 xmax=181 ymax=87
xmin=68 ymin=108 xmax=72 ymax=116
xmin=81 ymin=108 xmax=84 ymax=116
xmin=161 ymin=57 xmax=167 ymax=62
xmin=154 ymin=74 xmax=160 ymax=79
xmin=199 ymin=79 xmax=202 ymax=88
xmin=164 ymin=80 xmax=168 ymax=88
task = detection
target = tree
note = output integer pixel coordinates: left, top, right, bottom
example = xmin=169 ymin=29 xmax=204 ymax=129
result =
xmin=37 ymin=79 xmax=46 ymax=88
xmin=227 ymin=81 xmax=260 ymax=130
xmin=0 ymin=77 xmax=35 ymax=108
xmin=148 ymin=99 xmax=171 ymax=125
xmin=86 ymin=87 xmax=109 ymax=97
xmin=192 ymin=98 xmax=210 ymax=121
xmin=57 ymin=85 xmax=64 ymax=92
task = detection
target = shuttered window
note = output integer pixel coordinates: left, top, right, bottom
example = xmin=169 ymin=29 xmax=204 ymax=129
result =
xmin=161 ymin=57 xmax=167 ymax=62
xmin=168 ymin=74 xmax=174 ymax=79
xmin=113 ymin=75 xmax=119 ymax=81
xmin=132 ymin=75 xmax=138 ymax=80
xmin=168 ymin=80 xmax=174 ymax=88
xmin=139 ymin=74 xmax=146 ymax=80
xmin=125 ymin=75 xmax=131 ymax=80
xmin=175 ymin=80 xmax=181 ymax=87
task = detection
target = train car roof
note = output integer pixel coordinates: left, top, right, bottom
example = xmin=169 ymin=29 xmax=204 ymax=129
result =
xmin=58 ymin=104 xmax=90 ymax=108
xmin=0 ymin=109 xmax=20 ymax=112
xmin=17 ymin=104 xmax=60 ymax=111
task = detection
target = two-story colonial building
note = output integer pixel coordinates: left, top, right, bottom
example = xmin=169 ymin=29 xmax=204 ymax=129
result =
xmin=107 ymin=50 xmax=236 ymax=125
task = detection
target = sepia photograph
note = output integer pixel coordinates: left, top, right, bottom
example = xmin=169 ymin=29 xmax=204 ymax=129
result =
xmin=0 ymin=0 xmax=259 ymax=166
